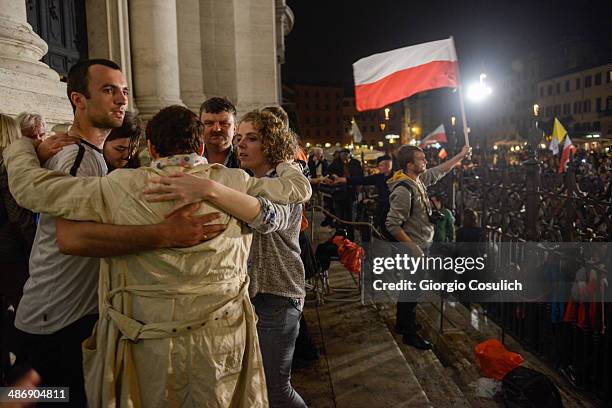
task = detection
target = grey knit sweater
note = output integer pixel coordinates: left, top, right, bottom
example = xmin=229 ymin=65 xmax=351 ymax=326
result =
xmin=247 ymin=193 xmax=306 ymax=300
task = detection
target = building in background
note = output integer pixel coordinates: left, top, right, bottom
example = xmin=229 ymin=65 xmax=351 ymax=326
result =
xmin=0 ymin=0 xmax=293 ymax=126
xmin=537 ymin=62 xmax=612 ymax=148
xmin=483 ymin=37 xmax=609 ymax=144
xmin=343 ymin=97 xmax=403 ymax=148
xmin=289 ymin=84 xmax=344 ymax=146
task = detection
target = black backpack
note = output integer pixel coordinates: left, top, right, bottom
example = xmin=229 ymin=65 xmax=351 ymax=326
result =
xmin=502 ymin=366 xmax=563 ymax=408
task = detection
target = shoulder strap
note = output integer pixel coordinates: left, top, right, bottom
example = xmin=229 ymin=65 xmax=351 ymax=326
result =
xmin=69 ymin=144 xmax=86 ymax=177
xmin=391 ymin=181 xmax=417 ymax=217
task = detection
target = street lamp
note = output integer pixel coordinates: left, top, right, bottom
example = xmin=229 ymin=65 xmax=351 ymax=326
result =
xmin=467 ymin=73 xmax=492 ymax=103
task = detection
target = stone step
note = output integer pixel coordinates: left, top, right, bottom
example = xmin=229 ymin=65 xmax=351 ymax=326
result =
xmin=416 ymin=302 xmax=503 ymax=407
xmin=303 ymin=262 xmax=432 ymax=407
xmin=292 ymin=299 xmax=336 ymax=408
xmin=428 ymin=300 xmax=600 ymax=408
xmin=375 ymin=303 xmax=472 ymax=408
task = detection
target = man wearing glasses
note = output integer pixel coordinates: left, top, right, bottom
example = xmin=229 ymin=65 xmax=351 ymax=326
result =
xmin=199 ymin=97 xmax=240 ymax=168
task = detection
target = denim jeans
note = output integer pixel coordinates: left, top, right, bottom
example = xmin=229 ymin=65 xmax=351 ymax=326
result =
xmin=252 ymin=294 xmax=308 ymax=408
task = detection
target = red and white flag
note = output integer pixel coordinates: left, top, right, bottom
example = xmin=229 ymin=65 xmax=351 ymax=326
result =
xmin=353 ymin=38 xmax=459 ymax=111
xmin=559 ymin=135 xmax=576 ymax=174
xmin=419 ymin=124 xmax=448 ymax=147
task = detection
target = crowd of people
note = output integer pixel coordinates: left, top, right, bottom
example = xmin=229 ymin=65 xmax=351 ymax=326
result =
xmin=0 ymin=58 xmax=315 ymax=408
xmin=0 ymin=57 xmax=486 ymax=407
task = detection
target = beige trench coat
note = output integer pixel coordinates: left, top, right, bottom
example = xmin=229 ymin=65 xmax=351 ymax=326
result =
xmin=4 ymin=139 xmax=312 ymax=407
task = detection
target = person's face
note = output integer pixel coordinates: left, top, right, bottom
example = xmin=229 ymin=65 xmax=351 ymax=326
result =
xmin=103 ymin=137 xmax=132 ymax=169
xmin=235 ymin=121 xmax=267 ymax=174
xmin=201 ymin=111 xmax=235 ymax=150
xmin=407 ymin=151 xmax=427 ymax=174
xmin=340 ymin=152 xmax=350 ymax=163
xmin=22 ymin=122 xmax=46 ymax=141
xmin=314 ymin=150 xmax=323 ymax=160
xmin=377 ymin=159 xmax=392 ymax=175
xmin=74 ymin=65 xmax=128 ymax=129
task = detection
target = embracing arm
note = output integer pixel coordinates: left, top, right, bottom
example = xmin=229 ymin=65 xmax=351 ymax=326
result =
xmin=143 ymin=162 xmax=311 ymax=221
xmin=56 ymin=204 xmax=225 ymax=256
xmin=246 ymin=162 xmax=312 ymax=204
xmin=3 ymin=139 xmax=108 ymax=222
xmin=143 ymin=172 xmax=262 ymax=223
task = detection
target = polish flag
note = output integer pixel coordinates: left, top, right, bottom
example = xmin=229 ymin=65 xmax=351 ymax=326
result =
xmin=353 ymin=38 xmax=459 ymax=112
xmin=419 ymin=124 xmax=448 ymax=146
xmin=559 ymin=136 xmax=576 ymax=174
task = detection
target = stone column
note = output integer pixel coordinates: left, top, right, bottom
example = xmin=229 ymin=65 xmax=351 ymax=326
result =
xmin=200 ymin=0 xmax=278 ymax=116
xmin=234 ymin=0 xmax=279 ymax=114
xmin=129 ymin=0 xmax=182 ymax=120
xmin=86 ymin=0 xmax=136 ymax=111
xmin=176 ymin=0 xmax=206 ymax=113
xmin=0 ymin=0 xmax=72 ymax=125
xmin=274 ymin=0 xmax=294 ymax=104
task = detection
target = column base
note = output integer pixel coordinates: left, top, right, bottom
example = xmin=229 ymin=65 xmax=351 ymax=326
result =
xmin=135 ymin=96 xmax=184 ymax=120
xmin=0 ymin=66 xmax=72 ymax=127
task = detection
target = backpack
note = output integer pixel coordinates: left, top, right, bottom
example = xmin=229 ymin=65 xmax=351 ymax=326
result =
xmin=502 ymin=366 xmax=563 ymax=408
xmin=379 ymin=181 xmax=417 ymax=241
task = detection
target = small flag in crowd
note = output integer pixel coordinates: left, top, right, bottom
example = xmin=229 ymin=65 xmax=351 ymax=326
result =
xmin=419 ymin=124 xmax=448 ymax=147
xmin=549 ymin=118 xmax=567 ymax=155
xmin=549 ymin=136 xmax=560 ymax=155
xmin=353 ymin=38 xmax=459 ymax=111
xmin=438 ymin=148 xmax=448 ymax=160
xmin=559 ymin=135 xmax=576 ymax=174
xmin=351 ymin=119 xmax=363 ymax=143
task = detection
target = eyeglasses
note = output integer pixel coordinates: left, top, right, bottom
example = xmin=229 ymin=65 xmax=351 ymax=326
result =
xmin=203 ymin=120 xmax=233 ymax=129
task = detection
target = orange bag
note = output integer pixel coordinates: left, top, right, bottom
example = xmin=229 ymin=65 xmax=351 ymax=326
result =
xmin=474 ymin=339 xmax=524 ymax=380
xmin=300 ymin=213 xmax=309 ymax=232
xmin=331 ymin=236 xmax=364 ymax=274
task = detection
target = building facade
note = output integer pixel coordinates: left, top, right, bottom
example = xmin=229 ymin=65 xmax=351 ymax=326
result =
xmin=291 ymin=84 xmax=344 ymax=146
xmin=483 ymin=37 xmax=608 ymax=143
xmin=343 ymin=97 xmax=403 ymax=147
xmin=537 ymin=63 xmax=612 ymax=138
xmin=0 ymin=0 xmax=293 ymax=126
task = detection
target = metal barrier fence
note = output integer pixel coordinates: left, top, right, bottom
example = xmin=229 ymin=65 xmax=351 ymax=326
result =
xmin=444 ymin=146 xmax=612 ymax=400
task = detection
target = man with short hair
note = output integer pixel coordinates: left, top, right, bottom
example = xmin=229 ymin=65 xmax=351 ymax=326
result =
xmin=13 ymin=59 xmax=128 ymax=406
xmin=12 ymin=60 xmax=217 ymax=407
xmin=386 ymin=144 xmax=470 ymax=349
xmin=199 ymin=96 xmax=239 ymax=168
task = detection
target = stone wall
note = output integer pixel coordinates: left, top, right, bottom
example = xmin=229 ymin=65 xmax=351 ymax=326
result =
xmin=1 ymin=0 xmax=291 ymax=126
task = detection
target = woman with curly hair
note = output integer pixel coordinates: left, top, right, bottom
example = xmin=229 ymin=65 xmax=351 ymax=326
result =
xmin=235 ymin=111 xmax=307 ymax=406
xmin=146 ymin=109 xmax=308 ymax=407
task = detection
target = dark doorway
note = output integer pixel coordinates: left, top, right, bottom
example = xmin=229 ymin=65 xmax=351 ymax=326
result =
xmin=26 ymin=0 xmax=88 ymax=80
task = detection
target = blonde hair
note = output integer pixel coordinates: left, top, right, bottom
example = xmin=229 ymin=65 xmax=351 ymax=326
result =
xmin=0 ymin=114 xmax=21 ymax=156
xmin=238 ymin=110 xmax=298 ymax=165
xmin=15 ymin=112 xmax=46 ymax=133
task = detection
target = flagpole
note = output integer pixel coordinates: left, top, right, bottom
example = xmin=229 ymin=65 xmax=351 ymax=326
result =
xmin=450 ymin=36 xmax=470 ymax=147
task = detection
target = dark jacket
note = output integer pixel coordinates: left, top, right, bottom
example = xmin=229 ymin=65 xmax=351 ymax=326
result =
xmin=328 ymin=158 xmax=363 ymax=201
xmin=347 ymin=172 xmax=391 ymax=228
xmin=307 ymin=157 xmax=329 ymax=178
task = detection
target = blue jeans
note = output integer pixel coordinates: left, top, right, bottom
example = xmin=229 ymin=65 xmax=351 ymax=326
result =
xmin=252 ymin=294 xmax=308 ymax=408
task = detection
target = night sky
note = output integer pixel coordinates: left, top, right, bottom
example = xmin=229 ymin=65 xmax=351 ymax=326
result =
xmin=282 ymin=0 xmax=612 ymax=93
